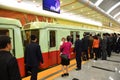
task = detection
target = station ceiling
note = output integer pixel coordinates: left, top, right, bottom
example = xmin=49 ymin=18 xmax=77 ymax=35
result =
xmin=0 ymin=0 xmax=120 ymax=31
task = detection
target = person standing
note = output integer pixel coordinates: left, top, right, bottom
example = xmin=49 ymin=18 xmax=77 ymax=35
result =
xmin=101 ymin=33 xmax=107 ymax=60
xmin=74 ymin=35 xmax=82 ymax=70
xmin=89 ymin=34 xmax=94 ymax=59
xmin=0 ymin=35 xmax=21 ymax=80
xmin=92 ymin=35 xmax=100 ymax=60
xmin=60 ymin=35 xmax=72 ymax=77
xmin=82 ymin=33 xmax=89 ymax=60
xmin=25 ymin=35 xmax=43 ymax=80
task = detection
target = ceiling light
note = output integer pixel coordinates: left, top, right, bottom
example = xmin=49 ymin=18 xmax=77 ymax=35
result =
xmin=80 ymin=10 xmax=83 ymax=12
xmin=107 ymin=2 xmax=120 ymax=14
xmin=33 ymin=0 xmax=36 ymax=3
xmin=114 ymin=12 xmax=120 ymax=18
xmin=72 ymin=6 xmax=74 ymax=8
xmin=60 ymin=1 xmax=63 ymax=4
xmin=95 ymin=0 xmax=103 ymax=6
xmin=17 ymin=0 xmax=22 ymax=3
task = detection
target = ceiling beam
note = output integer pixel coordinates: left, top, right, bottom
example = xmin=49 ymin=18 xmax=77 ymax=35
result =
xmin=107 ymin=2 xmax=120 ymax=14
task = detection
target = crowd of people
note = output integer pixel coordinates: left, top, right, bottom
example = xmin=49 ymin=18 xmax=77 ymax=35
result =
xmin=0 ymin=32 xmax=120 ymax=79
xmin=60 ymin=33 xmax=120 ymax=77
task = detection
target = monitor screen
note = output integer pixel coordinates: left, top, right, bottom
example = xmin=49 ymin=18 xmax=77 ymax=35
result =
xmin=43 ymin=0 xmax=60 ymax=13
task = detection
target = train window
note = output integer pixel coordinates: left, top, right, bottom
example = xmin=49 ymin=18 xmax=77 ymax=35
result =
xmin=49 ymin=30 xmax=56 ymax=47
xmin=31 ymin=30 xmax=39 ymax=44
xmin=70 ymin=31 xmax=80 ymax=44
xmin=70 ymin=31 xmax=74 ymax=44
xmin=0 ymin=29 xmax=15 ymax=56
xmin=23 ymin=29 xmax=39 ymax=46
xmin=76 ymin=31 xmax=79 ymax=36
xmin=0 ymin=29 xmax=9 ymax=35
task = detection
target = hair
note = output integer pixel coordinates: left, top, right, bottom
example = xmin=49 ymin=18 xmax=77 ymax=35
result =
xmin=61 ymin=37 xmax=65 ymax=41
xmin=30 ymin=35 xmax=37 ymax=40
xmin=76 ymin=35 xmax=80 ymax=38
xmin=94 ymin=35 xmax=98 ymax=39
xmin=0 ymin=35 xmax=11 ymax=49
xmin=66 ymin=35 xmax=71 ymax=42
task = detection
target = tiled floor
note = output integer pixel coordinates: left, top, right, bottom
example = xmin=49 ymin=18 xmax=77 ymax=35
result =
xmin=54 ymin=53 xmax=120 ymax=80
xmin=22 ymin=52 xmax=120 ymax=80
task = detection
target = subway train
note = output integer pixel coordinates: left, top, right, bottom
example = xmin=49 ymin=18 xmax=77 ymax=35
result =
xmin=0 ymin=17 xmax=115 ymax=77
xmin=0 ymin=17 xmax=24 ymax=77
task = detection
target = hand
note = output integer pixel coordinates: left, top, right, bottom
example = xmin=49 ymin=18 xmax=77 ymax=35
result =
xmin=71 ymin=52 xmax=74 ymax=54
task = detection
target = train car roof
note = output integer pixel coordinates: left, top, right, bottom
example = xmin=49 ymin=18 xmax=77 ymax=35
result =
xmin=22 ymin=22 xmax=114 ymax=33
xmin=0 ymin=17 xmax=22 ymax=27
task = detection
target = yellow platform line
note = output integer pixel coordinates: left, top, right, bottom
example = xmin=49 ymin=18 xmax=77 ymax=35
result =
xmin=22 ymin=59 xmax=87 ymax=80
xmin=45 ymin=61 xmax=86 ymax=80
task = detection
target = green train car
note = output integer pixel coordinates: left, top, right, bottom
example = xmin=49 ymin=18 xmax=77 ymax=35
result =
xmin=0 ymin=17 xmax=115 ymax=77
xmin=22 ymin=22 xmax=109 ymax=70
xmin=0 ymin=17 xmax=24 ymax=77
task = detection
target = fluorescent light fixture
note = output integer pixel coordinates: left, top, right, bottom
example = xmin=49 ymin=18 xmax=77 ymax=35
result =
xmin=109 ymin=76 xmax=114 ymax=80
xmin=95 ymin=0 xmax=103 ymax=6
xmin=114 ymin=12 xmax=120 ymax=18
xmin=107 ymin=2 xmax=120 ymax=14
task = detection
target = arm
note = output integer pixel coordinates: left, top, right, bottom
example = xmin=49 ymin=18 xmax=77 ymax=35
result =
xmin=37 ymin=45 xmax=43 ymax=64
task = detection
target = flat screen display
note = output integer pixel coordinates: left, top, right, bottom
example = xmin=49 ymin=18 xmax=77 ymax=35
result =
xmin=43 ymin=0 xmax=60 ymax=13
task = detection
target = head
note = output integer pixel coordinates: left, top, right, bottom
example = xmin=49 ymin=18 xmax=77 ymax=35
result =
xmin=0 ymin=35 xmax=12 ymax=51
xmin=76 ymin=35 xmax=80 ymax=40
xmin=66 ymin=35 xmax=71 ymax=42
xmin=61 ymin=37 xmax=65 ymax=42
xmin=93 ymin=35 xmax=98 ymax=39
xmin=30 ymin=35 xmax=37 ymax=42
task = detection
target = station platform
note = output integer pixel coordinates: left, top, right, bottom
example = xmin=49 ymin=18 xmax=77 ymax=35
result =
xmin=22 ymin=52 xmax=120 ymax=80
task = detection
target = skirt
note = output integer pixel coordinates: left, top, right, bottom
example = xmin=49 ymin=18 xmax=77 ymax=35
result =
xmin=61 ymin=55 xmax=70 ymax=66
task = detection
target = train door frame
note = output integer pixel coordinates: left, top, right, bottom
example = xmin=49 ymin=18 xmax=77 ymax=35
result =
xmin=47 ymin=29 xmax=58 ymax=66
xmin=0 ymin=25 xmax=15 ymax=56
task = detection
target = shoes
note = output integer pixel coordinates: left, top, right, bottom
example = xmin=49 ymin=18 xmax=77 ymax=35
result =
xmin=72 ymin=78 xmax=79 ymax=80
xmin=64 ymin=73 xmax=69 ymax=76
xmin=61 ymin=73 xmax=69 ymax=77
xmin=76 ymin=68 xmax=81 ymax=71
xmin=94 ymin=58 xmax=97 ymax=60
xmin=61 ymin=74 xmax=65 ymax=77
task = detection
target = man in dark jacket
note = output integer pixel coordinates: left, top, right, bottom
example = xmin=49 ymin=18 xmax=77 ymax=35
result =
xmin=101 ymin=33 xmax=107 ymax=60
xmin=0 ymin=35 xmax=21 ymax=80
xmin=74 ymin=35 xmax=82 ymax=70
xmin=82 ymin=34 xmax=89 ymax=60
xmin=25 ymin=35 xmax=43 ymax=80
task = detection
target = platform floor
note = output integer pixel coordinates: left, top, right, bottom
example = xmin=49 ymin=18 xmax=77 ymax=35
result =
xmin=22 ymin=52 xmax=120 ymax=80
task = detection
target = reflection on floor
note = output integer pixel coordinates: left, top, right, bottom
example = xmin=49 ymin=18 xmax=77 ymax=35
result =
xmin=55 ymin=52 xmax=120 ymax=80
xmin=22 ymin=52 xmax=120 ymax=80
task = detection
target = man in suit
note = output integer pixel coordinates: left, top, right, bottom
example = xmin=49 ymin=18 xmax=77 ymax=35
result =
xmin=74 ymin=35 xmax=82 ymax=70
xmin=116 ymin=34 xmax=120 ymax=53
xmin=101 ymin=33 xmax=107 ymax=60
xmin=25 ymin=35 xmax=43 ymax=80
xmin=0 ymin=35 xmax=21 ymax=80
xmin=82 ymin=33 xmax=89 ymax=60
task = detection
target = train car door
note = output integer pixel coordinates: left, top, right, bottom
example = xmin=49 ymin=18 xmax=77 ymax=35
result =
xmin=47 ymin=30 xmax=58 ymax=66
xmin=0 ymin=28 xmax=15 ymax=56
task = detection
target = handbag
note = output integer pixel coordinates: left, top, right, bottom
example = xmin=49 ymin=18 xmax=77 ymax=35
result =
xmin=60 ymin=54 xmax=68 ymax=60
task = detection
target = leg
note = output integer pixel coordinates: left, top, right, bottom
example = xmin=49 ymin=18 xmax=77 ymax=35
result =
xmin=30 ymin=66 xmax=38 ymax=80
xmin=76 ymin=54 xmax=81 ymax=69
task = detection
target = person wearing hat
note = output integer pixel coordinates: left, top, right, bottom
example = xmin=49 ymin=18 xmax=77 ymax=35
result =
xmin=24 ymin=35 xmax=43 ymax=80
